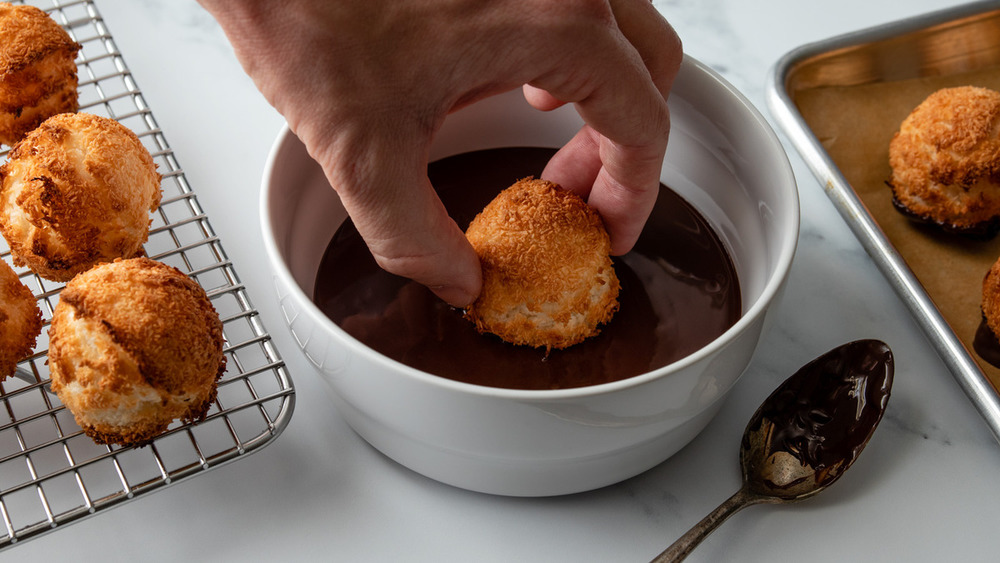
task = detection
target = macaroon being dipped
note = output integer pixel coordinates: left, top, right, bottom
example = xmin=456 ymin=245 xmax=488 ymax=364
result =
xmin=464 ymin=177 xmax=620 ymax=350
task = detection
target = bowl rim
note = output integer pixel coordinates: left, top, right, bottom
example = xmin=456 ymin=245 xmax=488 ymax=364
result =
xmin=259 ymin=55 xmax=799 ymax=402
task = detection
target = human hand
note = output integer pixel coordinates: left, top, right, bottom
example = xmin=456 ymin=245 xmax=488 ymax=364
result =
xmin=198 ymin=0 xmax=681 ymax=307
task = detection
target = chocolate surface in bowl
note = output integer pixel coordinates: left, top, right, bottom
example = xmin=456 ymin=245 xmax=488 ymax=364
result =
xmin=312 ymin=147 xmax=741 ymax=390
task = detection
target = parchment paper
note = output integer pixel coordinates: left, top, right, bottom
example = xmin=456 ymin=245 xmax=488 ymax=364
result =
xmin=794 ymin=68 xmax=1000 ymax=389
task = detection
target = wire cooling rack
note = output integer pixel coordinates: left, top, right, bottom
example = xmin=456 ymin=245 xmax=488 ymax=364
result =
xmin=0 ymin=0 xmax=295 ymax=548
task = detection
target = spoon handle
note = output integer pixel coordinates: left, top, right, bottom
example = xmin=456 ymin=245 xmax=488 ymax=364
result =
xmin=650 ymin=486 xmax=761 ymax=562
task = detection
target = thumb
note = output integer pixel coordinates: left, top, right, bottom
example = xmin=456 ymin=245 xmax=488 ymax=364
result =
xmin=322 ymin=128 xmax=482 ymax=307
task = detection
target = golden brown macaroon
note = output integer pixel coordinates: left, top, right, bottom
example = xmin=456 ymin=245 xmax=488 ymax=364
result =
xmin=0 ymin=258 xmax=42 ymax=379
xmin=0 ymin=112 xmax=162 ymax=281
xmin=48 ymin=257 xmax=226 ymax=446
xmin=983 ymin=257 xmax=1000 ymax=342
xmin=464 ymin=177 xmax=620 ymax=350
xmin=0 ymin=3 xmax=80 ymax=146
xmin=888 ymin=86 xmax=1000 ymax=237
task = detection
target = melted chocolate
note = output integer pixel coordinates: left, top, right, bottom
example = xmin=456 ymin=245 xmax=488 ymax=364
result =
xmin=973 ymin=317 xmax=1000 ymax=369
xmin=749 ymin=339 xmax=893 ymax=483
xmin=313 ymin=147 xmax=741 ymax=390
xmin=890 ymin=188 xmax=1000 ymax=240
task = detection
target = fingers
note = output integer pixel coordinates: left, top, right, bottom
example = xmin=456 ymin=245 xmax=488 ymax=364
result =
xmin=588 ymin=137 xmax=666 ymax=255
xmin=544 ymin=124 xmax=662 ymax=255
xmin=610 ymin=0 xmax=683 ymax=99
xmin=361 ymin=181 xmax=482 ymax=307
xmin=522 ymin=84 xmax=566 ymax=111
xmin=533 ymin=0 xmax=681 ymax=255
xmin=204 ymin=0 xmax=682 ymax=300
xmin=541 ymin=125 xmax=602 ymax=199
xmin=320 ymin=124 xmax=483 ymax=307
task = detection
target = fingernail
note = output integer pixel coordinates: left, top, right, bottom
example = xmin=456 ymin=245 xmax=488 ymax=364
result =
xmin=431 ymin=285 xmax=477 ymax=309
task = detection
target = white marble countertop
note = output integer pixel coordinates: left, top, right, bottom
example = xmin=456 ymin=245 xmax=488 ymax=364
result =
xmin=16 ymin=0 xmax=1000 ymax=561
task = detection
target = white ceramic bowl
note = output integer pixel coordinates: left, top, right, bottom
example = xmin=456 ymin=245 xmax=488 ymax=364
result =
xmin=260 ymin=55 xmax=799 ymax=496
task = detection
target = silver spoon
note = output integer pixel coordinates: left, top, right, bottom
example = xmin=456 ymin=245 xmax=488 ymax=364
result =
xmin=652 ymin=339 xmax=893 ymax=562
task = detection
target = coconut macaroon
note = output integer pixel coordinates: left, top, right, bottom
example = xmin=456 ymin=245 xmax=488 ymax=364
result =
xmin=0 ymin=112 xmax=161 ymax=281
xmin=888 ymin=86 xmax=1000 ymax=237
xmin=464 ymin=177 xmax=620 ymax=350
xmin=0 ymin=258 xmax=42 ymax=379
xmin=48 ymin=257 xmax=225 ymax=446
xmin=0 ymin=3 xmax=80 ymax=146
xmin=983 ymin=258 xmax=1000 ymax=343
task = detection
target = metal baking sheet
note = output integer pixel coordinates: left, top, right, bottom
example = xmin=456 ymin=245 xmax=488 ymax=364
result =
xmin=766 ymin=0 xmax=1000 ymax=443
xmin=0 ymin=0 xmax=295 ymax=548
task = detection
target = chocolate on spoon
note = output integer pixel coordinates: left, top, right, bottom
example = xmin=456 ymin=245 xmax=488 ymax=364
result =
xmin=652 ymin=339 xmax=893 ymax=562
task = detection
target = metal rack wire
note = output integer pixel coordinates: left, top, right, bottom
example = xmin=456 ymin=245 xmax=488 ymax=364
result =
xmin=0 ymin=0 xmax=295 ymax=548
